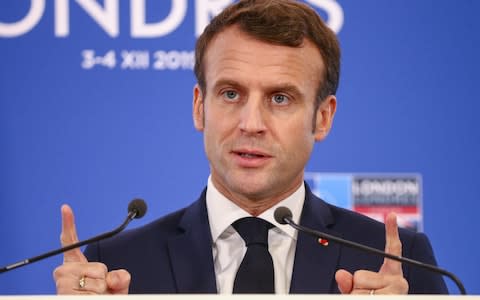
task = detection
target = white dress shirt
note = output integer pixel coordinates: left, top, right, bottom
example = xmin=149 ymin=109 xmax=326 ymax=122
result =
xmin=206 ymin=176 xmax=305 ymax=294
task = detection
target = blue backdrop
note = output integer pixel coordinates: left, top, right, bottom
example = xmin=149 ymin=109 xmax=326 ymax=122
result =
xmin=1 ymin=0 xmax=479 ymax=295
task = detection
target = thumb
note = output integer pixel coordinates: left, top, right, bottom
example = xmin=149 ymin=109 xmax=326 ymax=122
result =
xmin=60 ymin=204 xmax=87 ymax=263
xmin=107 ymin=269 xmax=131 ymax=294
xmin=335 ymin=269 xmax=353 ymax=294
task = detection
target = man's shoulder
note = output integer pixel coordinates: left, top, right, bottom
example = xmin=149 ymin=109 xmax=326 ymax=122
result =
xmin=307 ymin=192 xmax=418 ymax=245
xmin=83 ymin=207 xmax=183 ymax=258
xmin=84 ymin=192 xmax=208 ymax=261
xmin=120 ymin=206 xmax=189 ymax=242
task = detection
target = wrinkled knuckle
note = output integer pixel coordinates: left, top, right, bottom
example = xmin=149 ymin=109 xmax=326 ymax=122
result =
xmin=90 ymin=262 xmax=109 ymax=277
xmin=352 ymin=269 xmax=366 ymax=279
xmin=401 ymin=277 xmax=409 ymax=292
xmin=59 ymin=234 xmax=68 ymax=245
xmin=53 ymin=265 xmax=66 ymax=280
xmin=98 ymin=280 xmax=108 ymax=293
xmin=386 ymin=275 xmax=409 ymax=293
xmin=52 ymin=267 xmax=61 ymax=280
xmin=99 ymin=263 xmax=109 ymax=275
xmin=55 ymin=278 xmax=70 ymax=294
xmin=392 ymin=239 xmax=402 ymax=250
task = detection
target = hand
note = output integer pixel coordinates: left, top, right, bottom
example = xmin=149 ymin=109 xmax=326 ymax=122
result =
xmin=335 ymin=213 xmax=409 ymax=294
xmin=53 ymin=204 xmax=131 ymax=294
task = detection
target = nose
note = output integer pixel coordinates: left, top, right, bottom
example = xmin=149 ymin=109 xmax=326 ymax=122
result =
xmin=238 ymin=97 xmax=267 ymax=135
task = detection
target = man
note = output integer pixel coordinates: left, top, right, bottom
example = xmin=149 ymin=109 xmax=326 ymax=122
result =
xmin=54 ymin=0 xmax=448 ymax=294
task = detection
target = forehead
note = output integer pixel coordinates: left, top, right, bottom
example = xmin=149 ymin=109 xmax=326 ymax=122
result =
xmin=202 ymin=26 xmax=325 ymax=92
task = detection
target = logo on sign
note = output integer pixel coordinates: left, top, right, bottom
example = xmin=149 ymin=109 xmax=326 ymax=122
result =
xmin=305 ymin=173 xmax=423 ymax=231
xmin=0 ymin=0 xmax=344 ymax=38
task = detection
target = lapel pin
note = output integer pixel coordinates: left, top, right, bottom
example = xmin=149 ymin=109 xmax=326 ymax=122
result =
xmin=318 ymin=238 xmax=329 ymax=246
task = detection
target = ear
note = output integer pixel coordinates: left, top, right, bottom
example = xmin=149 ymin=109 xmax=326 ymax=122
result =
xmin=193 ymin=84 xmax=205 ymax=131
xmin=314 ymin=95 xmax=336 ymax=141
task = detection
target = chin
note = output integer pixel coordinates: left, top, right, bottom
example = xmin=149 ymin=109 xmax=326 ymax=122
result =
xmin=228 ymin=178 xmax=274 ymax=199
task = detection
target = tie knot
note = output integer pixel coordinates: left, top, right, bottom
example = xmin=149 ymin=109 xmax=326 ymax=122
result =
xmin=233 ymin=217 xmax=273 ymax=247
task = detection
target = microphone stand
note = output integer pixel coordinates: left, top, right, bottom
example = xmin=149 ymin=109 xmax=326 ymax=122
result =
xmin=283 ymin=216 xmax=467 ymax=295
xmin=1 ymin=204 xmax=143 ymax=274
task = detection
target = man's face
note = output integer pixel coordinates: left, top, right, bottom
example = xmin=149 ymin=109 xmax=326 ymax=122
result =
xmin=193 ymin=26 xmax=336 ymax=210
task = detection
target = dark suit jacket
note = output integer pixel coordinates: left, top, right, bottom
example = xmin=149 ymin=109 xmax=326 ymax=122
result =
xmin=84 ymin=185 xmax=448 ymax=294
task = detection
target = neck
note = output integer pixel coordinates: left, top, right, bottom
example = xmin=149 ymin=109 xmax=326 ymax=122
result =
xmin=211 ymin=179 xmax=303 ymax=216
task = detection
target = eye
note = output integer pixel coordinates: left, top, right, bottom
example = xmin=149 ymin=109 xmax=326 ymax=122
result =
xmin=222 ymin=90 xmax=239 ymax=102
xmin=271 ymin=94 xmax=289 ymax=105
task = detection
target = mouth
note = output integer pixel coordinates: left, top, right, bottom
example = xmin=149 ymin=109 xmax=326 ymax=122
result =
xmin=237 ymin=152 xmax=267 ymax=158
xmin=231 ymin=149 xmax=273 ymax=168
xmin=232 ymin=149 xmax=271 ymax=159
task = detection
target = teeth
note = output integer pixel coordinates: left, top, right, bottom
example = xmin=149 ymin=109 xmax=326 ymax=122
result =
xmin=240 ymin=153 xmax=260 ymax=158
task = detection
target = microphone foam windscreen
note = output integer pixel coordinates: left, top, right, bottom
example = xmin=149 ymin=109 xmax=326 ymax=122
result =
xmin=128 ymin=198 xmax=147 ymax=219
xmin=274 ymin=206 xmax=292 ymax=224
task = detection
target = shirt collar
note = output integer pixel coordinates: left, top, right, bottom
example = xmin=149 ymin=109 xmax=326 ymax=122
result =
xmin=206 ymin=176 xmax=305 ymax=242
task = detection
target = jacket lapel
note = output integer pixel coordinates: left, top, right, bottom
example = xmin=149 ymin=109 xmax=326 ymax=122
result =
xmin=166 ymin=185 xmax=342 ymax=293
xmin=167 ymin=189 xmax=217 ymax=293
xmin=290 ymin=185 xmax=342 ymax=293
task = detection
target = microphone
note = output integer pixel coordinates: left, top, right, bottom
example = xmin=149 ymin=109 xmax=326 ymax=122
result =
xmin=0 ymin=198 xmax=147 ymax=274
xmin=274 ymin=206 xmax=467 ymax=295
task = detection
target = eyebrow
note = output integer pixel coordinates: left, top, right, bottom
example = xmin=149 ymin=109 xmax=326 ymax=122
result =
xmin=211 ymin=78 xmax=241 ymax=90
xmin=265 ymin=83 xmax=303 ymax=98
xmin=211 ymin=78 xmax=304 ymax=98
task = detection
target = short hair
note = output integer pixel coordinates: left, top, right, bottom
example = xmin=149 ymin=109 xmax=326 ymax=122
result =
xmin=194 ymin=0 xmax=341 ymax=104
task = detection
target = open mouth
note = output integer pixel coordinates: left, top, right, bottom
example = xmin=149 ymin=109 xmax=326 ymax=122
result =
xmin=233 ymin=149 xmax=271 ymax=159
xmin=237 ymin=152 xmax=265 ymax=158
xmin=231 ymin=149 xmax=272 ymax=167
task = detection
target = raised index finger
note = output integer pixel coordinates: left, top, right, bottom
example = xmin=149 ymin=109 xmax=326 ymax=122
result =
xmin=60 ymin=204 xmax=88 ymax=263
xmin=380 ymin=212 xmax=403 ymax=275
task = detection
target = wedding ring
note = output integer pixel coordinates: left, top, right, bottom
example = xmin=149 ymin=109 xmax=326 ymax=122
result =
xmin=79 ymin=276 xmax=86 ymax=289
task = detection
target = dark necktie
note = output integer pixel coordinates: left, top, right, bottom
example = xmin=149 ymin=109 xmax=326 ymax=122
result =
xmin=232 ymin=217 xmax=275 ymax=293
